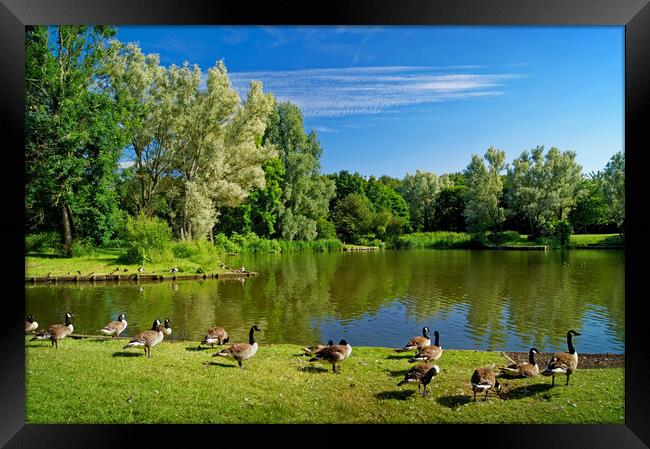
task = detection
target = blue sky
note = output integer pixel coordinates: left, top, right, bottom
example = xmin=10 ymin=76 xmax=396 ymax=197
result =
xmin=115 ymin=26 xmax=624 ymax=178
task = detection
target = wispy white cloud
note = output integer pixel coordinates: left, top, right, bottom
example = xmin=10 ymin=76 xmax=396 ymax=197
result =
xmin=228 ymin=66 xmax=525 ymax=118
xmin=119 ymin=160 xmax=135 ymax=169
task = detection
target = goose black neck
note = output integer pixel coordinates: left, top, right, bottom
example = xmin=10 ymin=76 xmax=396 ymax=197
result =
xmin=528 ymin=348 xmax=536 ymax=364
xmin=249 ymin=327 xmax=257 ymax=345
xmin=567 ymin=332 xmax=576 ymax=354
xmin=422 ymin=328 xmax=429 ymax=339
xmin=65 ymin=315 xmax=71 ymax=326
xmin=434 ymin=332 xmax=440 ymax=346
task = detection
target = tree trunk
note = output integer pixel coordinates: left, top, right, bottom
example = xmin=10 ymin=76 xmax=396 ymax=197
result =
xmin=62 ymin=203 xmax=73 ymax=257
xmin=209 ymin=227 xmax=214 ymax=245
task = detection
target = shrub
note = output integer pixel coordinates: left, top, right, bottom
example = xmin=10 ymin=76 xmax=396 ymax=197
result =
xmin=121 ymin=213 xmax=173 ymax=264
xmin=487 ymin=231 xmax=521 ymax=245
xmin=71 ymin=237 xmax=96 ymax=257
xmin=25 ymin=232 xmax=62 ymax=254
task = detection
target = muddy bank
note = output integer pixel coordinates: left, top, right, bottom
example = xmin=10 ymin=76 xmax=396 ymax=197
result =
xmin=504 ymin=351 xmax=624 ymax=369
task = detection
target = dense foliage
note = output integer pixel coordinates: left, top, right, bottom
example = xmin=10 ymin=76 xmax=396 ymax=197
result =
xmin=25 ymin=27 xmax=625 ymax=255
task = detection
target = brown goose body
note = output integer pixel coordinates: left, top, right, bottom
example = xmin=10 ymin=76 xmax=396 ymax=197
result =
xmin=309 ymin=340 xmax=352 ymax=373
xmin=201 ymin=327 xmax=229 ymax=348
xmin=542 ymin=330 xmax=580 ymax=386
xmin=408 ymin=331 xmax=443 ymax=362
xmin=30 ymin=312 xmax=73 ymax=348
xmin=25 ymin=315 xmax=38 ymax=333
xmin=213 ymin=325 xmax=261 ymax=368
xmin=123 ymin=319 xmax=164 ymax=357
xmin=500 ymin=347 xmax=539 ymax=378
xmin=471 ymin=367 xmax=500 ymax=400
xmin=99 ymin=314 xmax=127 ymax=338
xmin=398 ymin=363 xmax=440 ymax=396
xmin=395 ymin=327 xmax=431 ymax=353
xmin=302 ymin=339 xmax=334 ymax=356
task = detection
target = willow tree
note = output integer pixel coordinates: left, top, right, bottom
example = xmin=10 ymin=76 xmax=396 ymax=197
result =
xmin=171 ymin=61 xmax=276 ymax=240
xmin=507 ymin=146 xmax=583 ymax=237
xmin=464 ymin=147 xmax=507 ymax=234
xmin=104 ymin=41 xmax=173 ymax=215
xmin=400 ymin=170 xmax=450 ymax=231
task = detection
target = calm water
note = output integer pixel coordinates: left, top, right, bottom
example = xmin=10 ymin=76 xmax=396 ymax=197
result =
xmin=25 ymin=249 xmax=624 ymax=353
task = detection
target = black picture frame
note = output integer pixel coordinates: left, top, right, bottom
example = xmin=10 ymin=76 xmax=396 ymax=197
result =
xmin=2 ymin=0 xmax=649 ymax=447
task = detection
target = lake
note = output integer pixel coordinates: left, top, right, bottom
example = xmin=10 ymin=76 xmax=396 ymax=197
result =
xmin=25 ymin=249 xmax=624 ymax=354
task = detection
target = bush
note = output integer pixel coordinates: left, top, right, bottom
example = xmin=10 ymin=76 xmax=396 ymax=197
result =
xmin=395 ymin=232 xmax=474 ymax=249
xmin=121 ymin=213 xmax=173 ymax=264
xmin=25 ymin=232 xmax=62 ymax=254
xmin=487 ymin=231 xmax=521 ymax=245
xmin=71 ymin=237 xmax=96 ymax=257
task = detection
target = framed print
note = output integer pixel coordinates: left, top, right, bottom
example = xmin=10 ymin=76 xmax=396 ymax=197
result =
xmin=2 ymin=0 xmax=649 ymax=447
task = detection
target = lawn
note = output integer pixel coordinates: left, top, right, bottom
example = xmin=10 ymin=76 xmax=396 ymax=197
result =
xmin=25 ymin=338 xmax=624 ymax=424
xmin=25 ymin=248 xmax=227 ymax=278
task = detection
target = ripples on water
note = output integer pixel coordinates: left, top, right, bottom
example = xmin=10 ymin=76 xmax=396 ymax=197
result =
xmin=25 ymin=249 xmax=624 ymax=353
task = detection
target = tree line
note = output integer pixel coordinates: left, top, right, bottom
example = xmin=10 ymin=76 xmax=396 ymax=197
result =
xmin=25 ymin=26 xmax=625 ymax=257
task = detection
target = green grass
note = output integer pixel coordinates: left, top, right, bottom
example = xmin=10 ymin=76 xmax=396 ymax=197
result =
xmin=569 ymin=233 xmax=624 ymax=248
xmin=25 ymin=338 xmax=623 ymax=424
xmin=25 ymin=247 xmax=226 ymax=278
xmin=395 ymin=232 xmax=475 ymax=249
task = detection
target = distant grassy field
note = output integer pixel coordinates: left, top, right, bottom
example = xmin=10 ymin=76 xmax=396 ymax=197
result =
xmin=569 ymin=233 xmax=624 ymax=248
xmin=25 ymin=339 xmax=624 ymax=424
xmin=24 ymin=248 xmax=224 ymax=278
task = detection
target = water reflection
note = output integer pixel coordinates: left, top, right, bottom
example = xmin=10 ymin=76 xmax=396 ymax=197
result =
xmin=25 ymin=249 xmax=624 ymax=353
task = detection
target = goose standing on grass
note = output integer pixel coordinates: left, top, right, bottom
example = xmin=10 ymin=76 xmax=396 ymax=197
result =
xmin=309 ymin=339 xmax=352 ymax=373
xmin=394 ymin=326 xmax=431 ymax=354
xmin=30 ymin=312 xmax=73 ymax=348
xmin=542 ymin=330 xmax=580 ymax=386
xmin=161 ymin=318 xmax=172 ymax=336
xmin=471 ymin=367 xmax=501 ymax=401
xmin=200 ymin=326 xmax=230 ymax=349
xmin=398 ymin=363 xmax=440 ymax=397
xmin=408 ymin=330 xmax=443 ymax=363
xmin=123 ymin=319 xmax=164 ymax=358
xmin=25 ymin=314 xmax=38 ymax=333
xmin=302 ymin=340 xmax=334 ymax=356
xmin=213 ymin=325 xmax=261 ymax=369
xmin=99 ymin=313 xmax=128 ymax=339
xmin=500 ymin=347 xmax=540 ymax=378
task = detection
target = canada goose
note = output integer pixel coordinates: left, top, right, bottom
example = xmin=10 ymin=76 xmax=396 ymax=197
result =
xmin=25 ymin=314 xmax=38 ymax=333
xmin=471 ymin=367 xmax=501 ymax=401
xmin=398 ymin=363 xmax=440 ymax=397
xmin=302 ymin=339 xmax=334 ymax=356
xmin=499 ymin=347 xmax=540 ymax=378
xmin=309 ymin=339 xmax=352 ymax=373
xmin=123 ymin=319 xmax=164 ymax=357
xmin=200 ymin=326 xmax=230 ymax=349
xmin=30 ymin=312 xmax=74 ymax=348
xmin=77 ymin=270 xmax=82 ymax=275
xmin=99 ymin=313 xmax=128 ymax=339
xmin=138 ymin=266 xmax=145 ymax=273
xmin=395 ymin=326 xmax=431 ymax=353
xmin=161 ymin=318 xmax=172 ymax=336
xmin=123 ymin=268 xmax=128 ymax=272
xmin=542 ymin=330 xmax=580 ymax=386
xmin=408 ymin=330 xmax=443 ymax=362
xmin=170 ymin=267 xmax=179 ymax=273
xmin=47 ymin=272 xmax=53 ymax=277
xmin=213 ymin=325 xmax=262 ymax=368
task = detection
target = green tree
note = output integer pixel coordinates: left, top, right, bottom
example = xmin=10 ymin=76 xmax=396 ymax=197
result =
xmin=264 ymin=102 xmax=335 ymax=241
xmin=400 ymin=170 xmax=450 ymax=231
xmin=601 ymin=151 xmax=625 ymax=235
xmin=331 ymin=193 xmax=374 ymax=244
xmin=568 ymin=176 xmax=611 ymax=233
xmin=432 ymin=184 xmax=467 ymax=231
xmin=464 ymin=147 xmax=507 ymax=234
xmin=507 ymin=146 xmax=583 ymax=237
xmin=25 ymin=25 xmax=129 ymax=254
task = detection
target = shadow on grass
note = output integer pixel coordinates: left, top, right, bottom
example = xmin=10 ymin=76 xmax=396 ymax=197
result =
xmin=298 ymin=365 xmax=329 ymax=374
xmin=501 ymin=383 xmax=553 ymax=400
xmin=385 ymin=368 xmax=409 ymax=378
xmin=26 ymin=252 xmax=65 ymax=259
xmin=185 ymin=345 xmax=211 ymax=352
xmin=375 ymin=390 xmax=415 ymax=401
xmin=24 ymin=343 xmax=53 ymax=349
xmin=436 ymin=394 xmax=473 ymax=409
xmin=385 ymin=354 xmax=414 ymax=360
xmin=112 ymin=351 xmax=144 ymax=358
xmin=207 ymin=361 xmax=238 ymax=368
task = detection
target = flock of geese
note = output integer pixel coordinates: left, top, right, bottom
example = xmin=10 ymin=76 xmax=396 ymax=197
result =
xmin=25 ymin=313 xmax=581 ymax=399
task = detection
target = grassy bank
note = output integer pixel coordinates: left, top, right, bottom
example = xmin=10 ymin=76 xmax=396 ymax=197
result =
xmin=25 ymin=338 xmax=623 ymax=424
xmin=395 ymin=232 xmax=476 ymax=249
